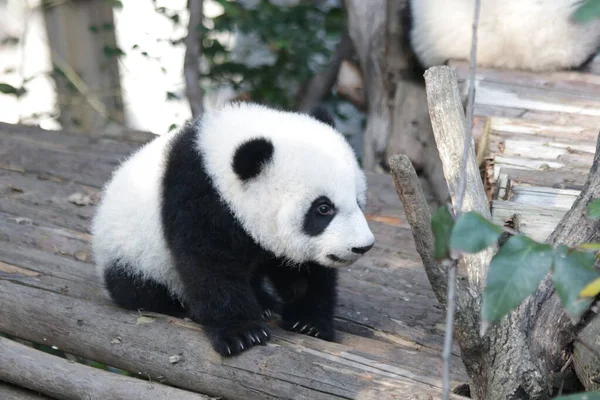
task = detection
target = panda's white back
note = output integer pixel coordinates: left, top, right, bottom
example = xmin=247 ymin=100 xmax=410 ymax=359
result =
xmin=91 ymin=130 xmax=185 ymax=297
xmin=410 ymin=0 xmax=600 ymax=71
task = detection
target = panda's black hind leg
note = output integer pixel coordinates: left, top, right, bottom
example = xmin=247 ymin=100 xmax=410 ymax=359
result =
xmin=103 ymin=261 xmax=187 ymax=318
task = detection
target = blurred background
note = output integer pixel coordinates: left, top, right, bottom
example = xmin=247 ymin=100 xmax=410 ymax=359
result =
xmin=0 ymin=0 xmax=364 ymax=151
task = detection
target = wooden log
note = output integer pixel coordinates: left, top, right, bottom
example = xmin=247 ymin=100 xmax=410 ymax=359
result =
xmin=0 ymin=382 xmax=52 ymax=400
xmin=423 ymin=65 xmax=493 ymax=293
xmin=0 ymin=279 xmax=468 ymax=400
xmin=0 ymin=337 xmax=209 ymax=400
xmin=0 ymin=120 xmax=458 ymax=357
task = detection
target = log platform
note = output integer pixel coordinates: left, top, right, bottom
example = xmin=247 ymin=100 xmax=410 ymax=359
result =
xmin=0 ymin=122 xmax=467 ymax=399
xmin=2 ymin=57 xmax=600 ymax=398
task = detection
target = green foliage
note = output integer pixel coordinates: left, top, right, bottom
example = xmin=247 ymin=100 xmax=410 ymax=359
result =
xmin=431 ymin=208 xmax=600 ymax=332
xmin=482 ymin=236 xmax=553 ymax=323
xmin=552 ymin=245 xmax=599 ymax=321
xmin=450 ymin=212 xmax=502 ymax=254
xmin=204 ymin=0 xmax=344 ymax=108
xmin=431 ymin=206 xmax=455 ymax=261
xmin=572 ymin=0 xmax=600 ymax=23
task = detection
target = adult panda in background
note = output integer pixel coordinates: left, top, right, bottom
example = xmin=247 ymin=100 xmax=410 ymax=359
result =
xmin=91 ymin=102 xmax=375 ymax=357
xmin=407 ymin=0 xmax=600 ymax=72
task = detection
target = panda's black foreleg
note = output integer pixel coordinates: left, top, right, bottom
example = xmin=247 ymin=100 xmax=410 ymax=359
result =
xmin=250 ymin=267 xmax=282 ymax=319
xmin=174 ymin=257 xmax=271 ymax=357
xmin=265 ymin=262 xmax=337 ymax=342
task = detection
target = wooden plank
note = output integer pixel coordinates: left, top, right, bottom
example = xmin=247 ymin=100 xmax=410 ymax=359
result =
xmin=0 ymin=280 xmax=467 ymax=400
xmin=451 ymin=60 xmax=600 ymax=97
xmin=0 ymin=337 xmax=211 ymax=400
xmin=491 ymin=200 xmax=567 ymax=242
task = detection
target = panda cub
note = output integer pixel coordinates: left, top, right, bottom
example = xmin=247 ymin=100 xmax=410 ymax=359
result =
xmin=91 ymin=103 xmax=375 ymax=357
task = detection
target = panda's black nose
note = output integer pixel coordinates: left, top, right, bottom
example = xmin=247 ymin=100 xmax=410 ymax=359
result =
xmin=351 ymin=243 xmax=374 ymax=255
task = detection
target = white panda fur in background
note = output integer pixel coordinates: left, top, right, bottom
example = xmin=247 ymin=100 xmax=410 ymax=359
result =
xmin=91 ymin=102 xmax=375 ymax=357
xmin=408 ymin=0 xmax=600 ymax=72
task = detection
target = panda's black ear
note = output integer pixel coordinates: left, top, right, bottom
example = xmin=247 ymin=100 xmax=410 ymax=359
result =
xmin=309 ymin=106 xmax=335 ymax=128
xmin=232 ymin=138 xmax=274 ymax=181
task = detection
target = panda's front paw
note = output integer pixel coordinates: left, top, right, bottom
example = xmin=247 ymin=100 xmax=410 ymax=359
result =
xmin=281 ymin=307 xmax=334 ymax=341
xmin=206 ymin=320 xmax=270 ymax=357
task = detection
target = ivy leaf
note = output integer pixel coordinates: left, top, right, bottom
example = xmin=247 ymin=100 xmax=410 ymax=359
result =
xmin=580 ymin=277 xmax=600 ymax=298
xmin=587 ymin=199 xmax=600 ymax=220
xmin=431 ymin=205 xmax=454 ymax=261
xmin=481 ymin=235 xmax=553 ymax=332
xmin=571 ymin=0 xmax=600 ymax=23
xmin=555 ymin=392 xmax=600 ymax=400
xmin=552 ymin=245 xmax=600 ymax=323
xmin=449 ymin=212 xmax=502 ymax=255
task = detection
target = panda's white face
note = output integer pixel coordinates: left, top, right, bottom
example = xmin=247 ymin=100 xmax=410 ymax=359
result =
xmin=196 ymin=102 xmax=375 ymax=267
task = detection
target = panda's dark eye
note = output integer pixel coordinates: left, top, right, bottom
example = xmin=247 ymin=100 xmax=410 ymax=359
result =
xmin=317 ymin=204 xmax=333 ymax=216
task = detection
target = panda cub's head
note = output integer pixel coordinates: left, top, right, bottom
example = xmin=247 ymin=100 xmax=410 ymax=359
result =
xmin=196 ymin=102 xmax=375 ymax=267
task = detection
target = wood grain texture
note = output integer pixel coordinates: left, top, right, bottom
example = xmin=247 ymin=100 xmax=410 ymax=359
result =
xmin=0 ymin=382 xmax=52 ymax=400
xmin=423 ymin=66 xmax=493 ymax=294
xmin=0 ymin=280 xmax=467 ymax=400
xmin=0 ymin=337 xmax=210 ymax=400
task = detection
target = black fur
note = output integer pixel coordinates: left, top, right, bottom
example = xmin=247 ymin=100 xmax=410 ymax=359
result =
xmin=303 ymin=196 xmax=336 ymax=236
xmin=103 ymin=261 xmax=187 ymax=318
xmin=117 ymin=122 xmax=341 ymax=357
xmin=309 ymin=106 xmax=335 ymax=128
xmin=232 ymin=138 xmax=274 ymax=181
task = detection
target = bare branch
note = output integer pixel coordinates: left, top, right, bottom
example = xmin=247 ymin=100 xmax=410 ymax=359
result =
xmin=184 ymin=0 xmax=204 ymax=118
xmin=388 ymin=154 xmax=448 ymax=305
xmin=296 ymin=27 xmax=354 ymax=112
xmin=455 ymin=0 xmax=482 ymax=214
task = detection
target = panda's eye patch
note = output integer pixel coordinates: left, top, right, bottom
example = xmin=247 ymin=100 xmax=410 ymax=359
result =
xmin=303 ymin=196 xmax=336 ymax=236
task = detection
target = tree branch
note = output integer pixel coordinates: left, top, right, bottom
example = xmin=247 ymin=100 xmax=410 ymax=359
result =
xmin=388 ymin=154 xmax=448 ymax=306
xmin=423 ymin=66 xmax=491 ymax=294
xmin=296 ymin=26 xmax=354 ymax=112
xmin=184 ymin=0 xmax=204 ymax=118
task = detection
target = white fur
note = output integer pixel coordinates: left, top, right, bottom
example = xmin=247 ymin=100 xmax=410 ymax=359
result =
xmin=91 ymin=130 xmax=186 ymax=297
xmin=197 ymin=102 xmax=374 ymax=267
xmin=410 ymin=0 xmax=600 ymax=71
xmin=91 ymin=103 xmax=374 ymax=298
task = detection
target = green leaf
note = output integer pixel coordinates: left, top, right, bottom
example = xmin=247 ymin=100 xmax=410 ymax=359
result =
xmin=482 ymin=235 xmax=553 ymax=325
xmin=555 ymin=392 xmax=600 ymax=400
xmin=449 ymin=212 xmax=502 ymax=254
xmin=571 ymin=0 xmax=600 ymax=23
xmin=552 ymin=245 xmax=600 ymax=322
xmin=431 ymin=206 xmax=454 ymax=261
xmin=587 ymin=199 xmax=600 ymax=220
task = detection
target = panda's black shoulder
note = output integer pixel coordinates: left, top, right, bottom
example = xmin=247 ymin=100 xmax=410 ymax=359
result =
xmin=159 ymin=121 xmax=260 ymax=255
